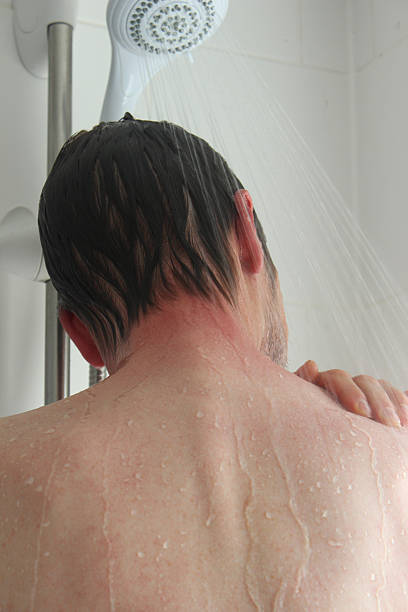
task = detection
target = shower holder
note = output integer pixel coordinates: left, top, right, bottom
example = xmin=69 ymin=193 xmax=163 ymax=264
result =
xmin=13 ymin=0 xmax=79 ymax=78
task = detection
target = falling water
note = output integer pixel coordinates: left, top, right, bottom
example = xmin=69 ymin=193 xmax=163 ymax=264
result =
xmin=131 ymin=22 xmax=408 ymax=391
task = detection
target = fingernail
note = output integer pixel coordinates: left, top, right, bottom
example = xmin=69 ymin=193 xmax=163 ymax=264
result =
xmin=390 ymin=416 xmax=402 ymax=428
xmin=385 ymin=407 xmax=401 ymax=428
xmin=358 ymin=400 xmax=371 ymax=417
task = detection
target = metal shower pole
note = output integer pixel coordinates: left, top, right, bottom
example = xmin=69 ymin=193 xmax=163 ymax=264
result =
xmin=44 ymin=22 xmax=105 ymax=405
xmin=44 ymin=22 xmax=72 ymax=405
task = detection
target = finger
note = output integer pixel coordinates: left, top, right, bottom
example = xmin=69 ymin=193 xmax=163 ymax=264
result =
xmin=353 ymin=375 xmax=401 ymax=428
xmin=294 ymin=360 xmax=319 ymax=382
xmin=313 ymin=370 xmax=372 ymax=418
xmin=378 ymin=379 xmax=408 ymax=427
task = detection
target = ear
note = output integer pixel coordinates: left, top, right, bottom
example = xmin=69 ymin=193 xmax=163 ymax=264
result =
xmin=234 ymin=190 xmax=263 ymax=274
xmin=58 ymin=308 xmax=105 ymax=368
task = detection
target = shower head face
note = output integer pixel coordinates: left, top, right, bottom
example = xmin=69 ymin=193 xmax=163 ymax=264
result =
xmin=109 ymin=0 xmax=228 ymax=55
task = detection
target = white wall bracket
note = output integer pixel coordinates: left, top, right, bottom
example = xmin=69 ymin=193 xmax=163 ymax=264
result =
xmin=0 ymin=207 xmax=49 ymax=281
xmin=13 ymin=0 xmax=79 ymax=78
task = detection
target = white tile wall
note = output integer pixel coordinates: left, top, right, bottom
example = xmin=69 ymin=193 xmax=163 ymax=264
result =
xmin=352 ymin=0 xmax=408 ymax=388
xmin=0 ymin=6 xmax=48 ymax=415
xmin=373 ymin=0 xmax=408 ymax=56
xmin=207 ymin=0 xmax=301 ymax=63
xmin=72 ymin=20 xmax=111 ymax=131
xmin=77 ymin=0 xmax=108 ymax=27
xmin=0 ymin=7 xmax=47 ymax=208
xmin=356 ymin=39 xmax=408 ymax=298
xmin=301 ymin=0 xmax=348 ymax=71
xmin=351 ymin=0 xmax=375 ymax=69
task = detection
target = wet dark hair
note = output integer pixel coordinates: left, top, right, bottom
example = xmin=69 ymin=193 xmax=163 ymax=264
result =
xmin=38 ymin=113 xmax=277 ymax=362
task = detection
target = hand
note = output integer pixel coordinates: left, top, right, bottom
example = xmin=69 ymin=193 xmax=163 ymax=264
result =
xmin=294 ymin=360 xmax=408 ymax=429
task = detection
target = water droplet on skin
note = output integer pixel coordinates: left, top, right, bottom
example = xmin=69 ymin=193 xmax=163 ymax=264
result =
xmin=322 ymin=510 xmax=329 ymax=518
xmin=370 ymin=573 xmax=376 ymax=581
xmin=163 ymin=541 xmax=169 ymax=549
xmin=355 ymin=442 xmax=363 ymax=447
xmin=265 ymin=512 xmax=273 ymax=520
xmin=328 ymin=540 xmax=343 ymax=547
xmin=137 ymin=552 xmax=145 ymax=558
xmin=350 ymin=430 xmax=357 ymax=436
xmin=161 ymin=423 xmax=167 ymax=429
xmin=24 ymin=477 xmax=34 ymax=486
xmin=43 ymin=552 xmax=50 ymax=557
xmin=298 ymin=479 xmax=304 ymax=485
xmin=196 ymin=411 xmax=204 ymax=418
xmin=206 ymin=513 xmax=215 ymax=526
xmin=127 ymin=420 xmax=134 ymax=426
xmin=279 ymin=374 xmax=283 ymax=378
xmin=316 ymin=482 xmax=321 ymax=488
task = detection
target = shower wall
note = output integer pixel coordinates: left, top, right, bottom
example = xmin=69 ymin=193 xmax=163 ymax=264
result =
xmin=0 ymin=0 xmax=362 ymax=417
xmin=352 ymin=0 xmax=408 ymax=387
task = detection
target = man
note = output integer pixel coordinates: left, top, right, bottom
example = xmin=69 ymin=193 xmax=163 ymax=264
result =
xmin=1 ymin=114 xmax=407 ymax=609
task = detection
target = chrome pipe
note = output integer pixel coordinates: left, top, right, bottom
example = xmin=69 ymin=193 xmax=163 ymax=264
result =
xmin=44 ymin=23 xmax=72 ymax=405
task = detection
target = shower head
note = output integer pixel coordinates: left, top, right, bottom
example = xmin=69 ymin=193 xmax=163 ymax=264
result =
xmin=100 ymin=0 xmax=228 ymax=121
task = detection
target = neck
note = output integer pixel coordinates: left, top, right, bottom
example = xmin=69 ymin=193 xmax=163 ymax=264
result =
xmin=105 ymin=293 xmax=281 ymax=387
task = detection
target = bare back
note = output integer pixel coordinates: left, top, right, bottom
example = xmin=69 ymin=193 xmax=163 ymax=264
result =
xmin=1 ymin=362 xmax=408 ymax=611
